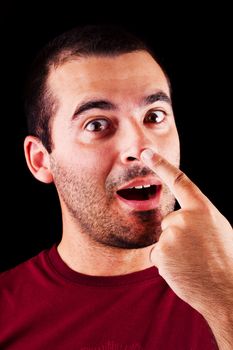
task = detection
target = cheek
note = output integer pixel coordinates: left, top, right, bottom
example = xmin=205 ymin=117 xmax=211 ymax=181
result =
xmin=73 ymin=148 xmax=114 ymax=185
xmin=158 ymin=131 xmax=180 ymax=167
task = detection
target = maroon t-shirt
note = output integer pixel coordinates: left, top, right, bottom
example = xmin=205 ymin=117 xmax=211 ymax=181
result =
xmin=0 ymin=245 xmax=218 ymax=349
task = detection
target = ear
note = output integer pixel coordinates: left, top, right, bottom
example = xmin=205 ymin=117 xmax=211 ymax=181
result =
xmin=24 ymin=136 xmax=53 ymax=184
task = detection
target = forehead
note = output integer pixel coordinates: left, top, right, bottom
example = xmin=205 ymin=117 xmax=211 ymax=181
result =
xmin=48 ymin=52 xmax=170 ymax=114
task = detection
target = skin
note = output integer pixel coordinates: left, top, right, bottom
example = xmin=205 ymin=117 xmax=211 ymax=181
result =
xmin=25 ymin=51 xmax=179 ymax=275
xmin=24 ymin=51 xmax=233 ymax=349
xmin=141 ymin=149 xmax=233 ymax=350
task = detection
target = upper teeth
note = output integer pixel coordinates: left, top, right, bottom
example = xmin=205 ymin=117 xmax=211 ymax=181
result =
xmin=129 ymin=184 xmax=152 ymax=189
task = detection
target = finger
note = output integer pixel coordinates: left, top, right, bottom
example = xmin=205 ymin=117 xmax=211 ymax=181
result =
xmin=141 ymin=149 xmax=207 ymax=209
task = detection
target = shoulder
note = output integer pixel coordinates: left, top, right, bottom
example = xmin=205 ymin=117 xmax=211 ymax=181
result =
xmin=0 ymin=247 xmax=52 ymax=290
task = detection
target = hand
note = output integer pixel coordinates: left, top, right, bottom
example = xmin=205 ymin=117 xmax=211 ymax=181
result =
xmin=141 ymin=149 xmax=233 ymax=320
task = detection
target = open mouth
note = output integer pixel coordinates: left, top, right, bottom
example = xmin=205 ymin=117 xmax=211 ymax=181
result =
xmin=117 ymin=185 xmax=157 ymax=201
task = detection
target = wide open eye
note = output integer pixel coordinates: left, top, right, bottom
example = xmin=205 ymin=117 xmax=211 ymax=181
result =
xmin=85 ymin=119 xmax=109 ymax=132
xmin=145 ymin=110 xmax=166 ymax=124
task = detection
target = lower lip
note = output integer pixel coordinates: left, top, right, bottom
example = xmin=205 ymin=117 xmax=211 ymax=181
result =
xmin=116 ymin=186 xmax=162 ymax=211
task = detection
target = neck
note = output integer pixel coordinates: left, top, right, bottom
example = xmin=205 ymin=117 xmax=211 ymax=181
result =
xmin=57 ymin=221 xmax=154 ymax=277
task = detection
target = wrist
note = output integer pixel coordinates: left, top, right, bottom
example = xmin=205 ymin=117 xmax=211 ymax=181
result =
xmin=203 ymin=303 xmax=233 ymax=350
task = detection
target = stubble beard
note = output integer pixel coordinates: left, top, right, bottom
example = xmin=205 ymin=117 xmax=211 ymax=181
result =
xmin=50 ymin=158 xmax=176 ymax=250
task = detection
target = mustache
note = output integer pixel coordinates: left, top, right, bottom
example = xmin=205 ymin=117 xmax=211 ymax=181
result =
xmin=106 ymin=165 xmax=155 ymax=192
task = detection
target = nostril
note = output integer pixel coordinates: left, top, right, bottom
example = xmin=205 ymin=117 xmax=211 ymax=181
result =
xmin=127 ymin=156 xmax=137 ymax=161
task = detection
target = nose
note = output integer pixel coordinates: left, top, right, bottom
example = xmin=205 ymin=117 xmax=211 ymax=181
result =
xmin=119 ymin=121 xmax=157 ymax=164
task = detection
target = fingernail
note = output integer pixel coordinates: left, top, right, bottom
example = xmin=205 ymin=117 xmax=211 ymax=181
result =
xmin=141 ymin=149 xmax=154 ymax=161
xmin=149 ymin=245 xmax=156 ymax=264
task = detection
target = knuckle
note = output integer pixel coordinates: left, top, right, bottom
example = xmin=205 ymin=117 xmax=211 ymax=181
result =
xmin=161 ymin=211 xmax=179 ymax=230
xmin=160 ymin=226 xmax=180 ymax=246
xmin=175 ymin=212 xmax=187 ymax=227
xmin=173 ymin=171 xmax=189 ymax=187
xmin=161 ymin=217 xmax=169 ymax=230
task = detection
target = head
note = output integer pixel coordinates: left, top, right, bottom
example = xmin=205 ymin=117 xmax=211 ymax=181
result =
xmin=24 ymin=25 xmax=180 ymax=249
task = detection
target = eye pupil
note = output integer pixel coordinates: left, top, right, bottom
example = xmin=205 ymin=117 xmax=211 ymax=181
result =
xmin=86 ymin=119 xmax=108 ymax=132
xmin=90 ymin=121 xmax=101 ymax=131
xmin=150 ymin=114 xmax=157 ymax=122
xmin=146 ymin=111 xmax=165 ymax=123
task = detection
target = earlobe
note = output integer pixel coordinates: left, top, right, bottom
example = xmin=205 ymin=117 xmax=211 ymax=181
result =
xmin=24 ymin=136 xmax=53 ymax=184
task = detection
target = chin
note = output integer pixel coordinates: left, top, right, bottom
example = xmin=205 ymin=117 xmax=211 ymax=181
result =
xmin=103 ymin=230 xmax=161 ymax=250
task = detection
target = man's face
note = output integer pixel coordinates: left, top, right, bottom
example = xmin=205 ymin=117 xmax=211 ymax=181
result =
xmin=48 ymin=51 xmax=180 ymax=249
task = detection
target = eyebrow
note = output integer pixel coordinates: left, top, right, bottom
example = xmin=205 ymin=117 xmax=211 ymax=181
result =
xmin=72 ymin=100 xmax=117 ymax=120
xmin=142 ymin=91 xmax=171 ymax=106
xmin=72 ymin=91 xmax=171 ymax=120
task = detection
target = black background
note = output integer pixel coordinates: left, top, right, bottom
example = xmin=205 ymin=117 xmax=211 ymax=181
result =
xmin=1 ymin=3 xmax=232 ymax=271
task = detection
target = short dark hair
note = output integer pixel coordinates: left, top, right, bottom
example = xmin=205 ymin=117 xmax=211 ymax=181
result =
xmin=24 ymin=25 xmax=168 ymax=153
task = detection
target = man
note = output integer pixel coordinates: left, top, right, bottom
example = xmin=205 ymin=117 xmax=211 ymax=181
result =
xmin=1 ymin=25 xmax=232 ymax=349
